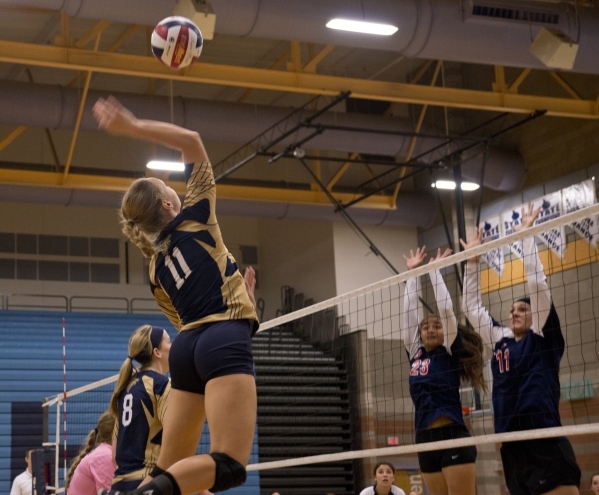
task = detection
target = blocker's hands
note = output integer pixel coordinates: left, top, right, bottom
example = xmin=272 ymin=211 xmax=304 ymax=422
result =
xmin=428 ymin=247 xmax=452 ymax=264
xmin=403 ymin=246 xmax=428 ymax=271
xmin=513 ymin=203 xmax=542 ymax=232
xmin=459 ymin=227 xmax=483 ymax=262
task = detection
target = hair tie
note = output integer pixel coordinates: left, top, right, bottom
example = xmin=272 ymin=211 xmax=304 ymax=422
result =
xmin=128 ymin=355 xmax=134 ymax=361
xmin=93 ymin=428 xmax=98 ymax=435
xmin=127 ymin=220 xmax=135 ymax=227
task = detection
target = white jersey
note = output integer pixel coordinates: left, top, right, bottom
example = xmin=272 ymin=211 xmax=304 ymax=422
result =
xmin=10 ymin=470 xmax=32 ymax=495
xmin=359 ymin=485 xmax=406 ymax=495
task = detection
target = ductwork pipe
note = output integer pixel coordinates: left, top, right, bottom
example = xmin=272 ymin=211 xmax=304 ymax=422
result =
xmin=0 ymin=183 xmax=439 ymax=228
xmin=7 ymin=0 xmax=599 ymax=74
xmin=0 ymin=81 xmax=526 ymax=192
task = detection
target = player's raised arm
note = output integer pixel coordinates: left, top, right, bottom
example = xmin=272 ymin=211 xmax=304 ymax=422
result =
xmin=513 ymin=204 xmax=552 ymax=336
xmin=402 ymin=247 xmax=427 ymax=358
xmin=427 ymin=248 xmax=458 ymax=351
xmin=460 ymin=228 xmax=506 ymax=346
xmin=93 ymin=96 xmax=208 ymax=165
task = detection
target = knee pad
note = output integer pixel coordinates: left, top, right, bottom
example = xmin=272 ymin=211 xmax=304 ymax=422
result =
xmin=208 ymin=452 xmax=247 ymax=493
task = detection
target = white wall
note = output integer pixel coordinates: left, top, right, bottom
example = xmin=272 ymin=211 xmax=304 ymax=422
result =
xmin=332 ymin=222 xmax=418 ymax=295
xmin=257 ymin=217 xmax=336 ymax=321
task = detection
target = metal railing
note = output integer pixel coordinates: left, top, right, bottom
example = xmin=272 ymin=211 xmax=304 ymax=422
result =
xmin=5 ymin=293 xmax=157 ymax=313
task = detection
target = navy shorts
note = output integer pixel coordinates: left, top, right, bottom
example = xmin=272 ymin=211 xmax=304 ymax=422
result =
xmin=169 ymin=319 xmax=254 ymax=394
xmin=500 ymin=437 xmax=581 ymax=495
xmin=415 ymin=423 xmax=477 ymax=473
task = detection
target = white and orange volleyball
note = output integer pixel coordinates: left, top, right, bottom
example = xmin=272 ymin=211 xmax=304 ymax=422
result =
xmin=151 ymin=16 xmax=203 ymax=70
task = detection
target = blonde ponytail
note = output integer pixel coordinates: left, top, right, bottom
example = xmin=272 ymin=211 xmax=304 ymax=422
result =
xmin=109 ymin=325 xmax=156 ymax=418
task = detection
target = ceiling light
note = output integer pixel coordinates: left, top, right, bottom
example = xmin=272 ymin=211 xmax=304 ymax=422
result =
xmin=326 ymin=19 xmax=398 ymax=36
xmin=431 ymin=180 xmax=480 ymax=191
xmin=146 ymin=160 xmax=185 ymax=172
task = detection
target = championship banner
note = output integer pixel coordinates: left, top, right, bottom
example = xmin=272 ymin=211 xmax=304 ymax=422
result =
xmin=562 ymin=179 xmax=599 ymax=248
xmin=501 ymin=206 xmax=525 ymax=258
xmin=532 ymin=191 xmax=565 ymax=259
xmin=480 ymin=216 xmax=504 ymax=276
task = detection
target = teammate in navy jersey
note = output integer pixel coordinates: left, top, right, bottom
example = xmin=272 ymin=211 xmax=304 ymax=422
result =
xmin=109 ymin=325 xmax=171 ymax=491
xmin=402 ymin=247 xmax=485 ymax=495
xmin=94 ymin=96 xmax=259 ymax=495
xmin=461 ymin=204 xmax=581 ymax=495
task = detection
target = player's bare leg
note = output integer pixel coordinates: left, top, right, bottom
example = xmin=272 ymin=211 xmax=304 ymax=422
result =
xmin=442 ymin=463 xmax=476 ymax=495
xmin=422 ymin=472 xmax=448 ymax=495
xmin=163 ymin=374 xmax=257 ymax=495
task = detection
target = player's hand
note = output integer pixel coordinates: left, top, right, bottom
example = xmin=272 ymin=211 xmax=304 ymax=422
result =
xmin=93 ymin=96 xmax=137 ymax=136
xmin=513 ymin=203 xmax=542 ymax=232
xmin=459 ymin=228 xmax=483 ymax=262
xmin=429 ymin=247 xmax=452 ymax=263
xmin=403 ymin=246 xmax=427 ymax=270
xmin=244 ymin=266 xmax=257 ymax=309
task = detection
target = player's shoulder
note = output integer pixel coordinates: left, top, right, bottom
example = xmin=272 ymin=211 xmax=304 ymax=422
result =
xmin=391 ymin=486 xmax=406 ymax=495
xmin=358 ymin=487 xmax=374 ymax=495
xmin=142 ymin=370 xmax=170 ymax=392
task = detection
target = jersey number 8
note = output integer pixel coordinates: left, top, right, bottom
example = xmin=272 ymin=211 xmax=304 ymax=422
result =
xmin=122 ymin=393 xmax=134 ymax=426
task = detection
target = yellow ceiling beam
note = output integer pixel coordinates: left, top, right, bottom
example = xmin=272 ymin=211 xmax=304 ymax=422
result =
xmin=508 ymin=68 xmax=531 ymax=93
xmin=0 ymin=168 xmax=395 ymax=209
xmin=0 ymin=126 xmax=26 ymax=152
xmin=0 ymin=40 xmax=597 ymax=119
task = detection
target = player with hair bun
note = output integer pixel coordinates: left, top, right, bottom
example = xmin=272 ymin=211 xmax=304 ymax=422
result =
xmin=461 ymin=204 xmax=581 ymax=495
xmin=94 ymin=96 xmax=259 ymax=495
xmin=110 ymin=325 xmax=171 ymax=491
xmin=402 ymin=247 xmax=485 ymax=495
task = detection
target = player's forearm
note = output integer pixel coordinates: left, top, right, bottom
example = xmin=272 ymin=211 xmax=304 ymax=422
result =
xmin=125 ymin=119 xmax=208 ymax=163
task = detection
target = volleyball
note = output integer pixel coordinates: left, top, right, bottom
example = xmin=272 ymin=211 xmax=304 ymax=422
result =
xmin=151 ymin=16 xmax=203 ymax=70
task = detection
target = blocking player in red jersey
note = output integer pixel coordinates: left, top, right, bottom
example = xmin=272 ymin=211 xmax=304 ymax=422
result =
xmin=461 ymin=204 xmax=581 ymax=495
xmin=403 ymin=247 xmax=485 ymax=495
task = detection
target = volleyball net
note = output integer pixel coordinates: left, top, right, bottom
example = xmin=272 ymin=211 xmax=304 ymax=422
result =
xmin=251 ymin=194 xmax=599 ymax=493
xmin=42 ymin=375 xmax=118 ymax=493
xmin=41 ymin=191 xmax=599 ymax=495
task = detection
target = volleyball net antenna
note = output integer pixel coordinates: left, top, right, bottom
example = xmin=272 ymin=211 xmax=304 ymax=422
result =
xmin=250 ymin=198 xmax=599 ymax=491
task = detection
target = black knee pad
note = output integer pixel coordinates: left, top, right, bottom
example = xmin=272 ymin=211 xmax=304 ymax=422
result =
xmin=208 ymin=452 xmax=247 ymax=493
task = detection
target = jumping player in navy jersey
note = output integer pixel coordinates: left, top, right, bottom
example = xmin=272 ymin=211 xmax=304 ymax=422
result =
xmin=402 ymin=247 xmax=485 ymax=495
xmin=109 ymin=325 xmax=171 ymax=491
xmin=93 ymin=96 xmax=259 ymax=495
xmin=461 ymin=204 xmax=581 ymax=495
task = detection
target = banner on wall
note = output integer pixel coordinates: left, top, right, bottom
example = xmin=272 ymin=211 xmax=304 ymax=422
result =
xmin=501 ymin=206 xmax=525 ymax=258
xmin=562 ymin=179 xmax=599 ymax=248
xmin=532 ymin=191 xmax=565 ymax=258
xmin=479 ymin=216 xmax=504 ymax=276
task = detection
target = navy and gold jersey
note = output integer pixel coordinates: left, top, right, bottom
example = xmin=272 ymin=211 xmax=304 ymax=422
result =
xmin=463 ymin=237 xmax=564 ymax=433
xmin=403 ymin=271 xmax=466 ymax=434
xmin=149 ymin=161 xmax=259 ymax=333
xmin=112 ymin=370 xmax=170 ymax=485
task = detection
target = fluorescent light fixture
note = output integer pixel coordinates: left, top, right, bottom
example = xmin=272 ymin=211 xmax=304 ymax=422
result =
xmin=146 ymin=160 xmax=185 ymax=172
xmin=326 ymin=18 xmax=398 ymax=36
xmin=431 ymin=180 xmax=480 ymax=191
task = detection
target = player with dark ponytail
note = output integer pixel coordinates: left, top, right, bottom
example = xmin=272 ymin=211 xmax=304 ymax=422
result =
xmin=402 ymin=247 xmax=485 ymax=495
xmin=461 ymin=204 xmax=581 ymax=495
